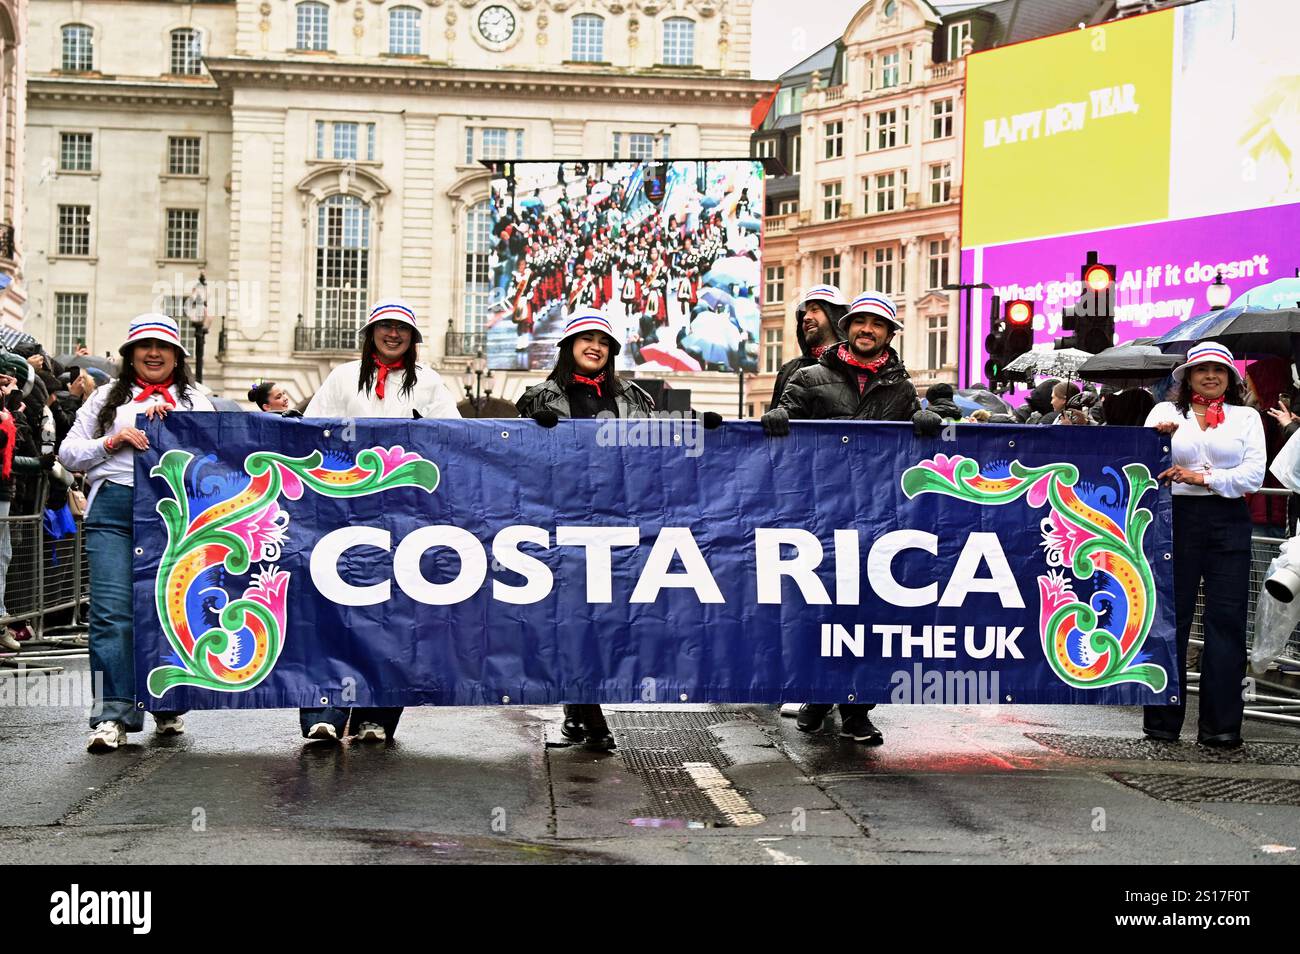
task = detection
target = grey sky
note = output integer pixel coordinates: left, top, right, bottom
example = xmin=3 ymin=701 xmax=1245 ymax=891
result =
xmin=749 ymin=0 xmax=858 ymax=80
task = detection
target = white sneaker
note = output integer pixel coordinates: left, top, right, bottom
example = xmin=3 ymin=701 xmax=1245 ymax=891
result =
xmin=154 ymin=714 xmax=185 ymax=736
xmin=0 ymin=629 xmax=19 ymax=651
xmin=306 ymin=722 xmax=339 ymax=743
xmin=87 ymin=721 xmax=126 ymax=752
xmin=352 ymin=722 xmax=387 ymax=743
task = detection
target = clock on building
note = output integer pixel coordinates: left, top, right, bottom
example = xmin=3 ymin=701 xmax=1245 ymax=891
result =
xmin=477 ymin=5 xmax=517 ymax=44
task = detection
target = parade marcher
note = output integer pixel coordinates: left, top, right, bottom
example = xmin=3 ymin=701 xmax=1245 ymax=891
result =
xmin=761 ymin=290 xmax=922 ymax=745
xmin=298 ymin=298 xmax=461 ymax=744
xmin=1145 ymin=341 xmax=1265 ymax=748
xmin=515 ymin=308 xmax=656 ymax=752
xmin=58 ymin=313 xmax=215 ymax=752
xmin=771 ymin=284 xmax=846 ymax=406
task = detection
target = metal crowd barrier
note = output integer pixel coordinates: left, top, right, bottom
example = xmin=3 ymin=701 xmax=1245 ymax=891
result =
xmin=0 ymin=474 xmax=88 ymax=660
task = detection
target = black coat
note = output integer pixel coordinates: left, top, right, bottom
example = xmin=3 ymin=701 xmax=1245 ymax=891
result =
xmin=778 ymin=346 xmax=920 ymax=423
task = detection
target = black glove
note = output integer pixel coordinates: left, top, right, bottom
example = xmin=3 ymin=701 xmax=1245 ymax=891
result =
xmin=761 ymin=407 xmax=790 ymax=437
xmin=912 ymin=409 xmax=944 ymax=438
xmin=532 ymin=409 xmax=559 ymax=428
xmin=281 ymin=409 xmax=303 ymax=419
xmin=411 ymin=409 xmax=422 ymax=419
xmin=701 ymin=411 xmax=723 ymax=430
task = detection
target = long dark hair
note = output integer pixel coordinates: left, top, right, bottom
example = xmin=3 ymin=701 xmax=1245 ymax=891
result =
xmin=547 ymin=334 xmax=625 ymax=396
xmin=358 ymin=329 xmax=418 ymax=398
xmin=1174 ymin=370 xmax=1244 ymax=416
xmin=95 ymin=345 xmax=194 ymax=438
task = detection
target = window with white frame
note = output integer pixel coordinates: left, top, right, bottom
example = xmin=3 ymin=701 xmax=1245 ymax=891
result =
xmin=54 ymin=293 xmax=89 ymax=355
xmin=822 ymin=181 xmax=842 ymax=220
xmin=880 ymin=50 xmax=899 ymax=88
xmin=928 ymin=313 xmax=948 ymax=369
xmin=763 ymin=327 xmax=784 ymax=374
xmin=776 ymin=199 xmax=797 ymax=215
xmin=877 ymin=108 xmax=898 ymax=150
xmin=821 ymin=252 xmax=841 ymax=287
xmin=160 ymin=296 xmax=199 ymax=355
xmin=871 ymin=172 xmax=899 ymax=213
xmin=168 ymin=136 xmax=201 ymax=176
xmin=865 ymin=246 xmax=897 ymax=296
xmin=314 ymin=195 xmax=371 ymax=347
xmin=296 ymin=2 xmax=329 ymax=51
xmin=754 ymin=138 xmax=776 ymax=159
xmin=662 ymin=17 xmax=695 ymax=66
xmin=948 ymin=21 xmax=971 ymax=59
xmin=59 ymin=132 xmax=93 ymax=172
xmin=791 ymin=135 xmax=802 ymax=174
xmin=929 ymin=161 xmax=952 ymax=204
xmin=165 ymin=209 xmax=200 ymax=260
xmin=466 ymin=127 xmax=525 ymax=163
xmin=463 ymin=200 xmax=493 ymax=335
xmin=571 ymin=13 xmax=604 ymax=62
xmin=61 ymin=24 xmax=93 ymax=71
xmin=765 ymin=265 xmax=785 ymax=303
xmin=931 ymin=97 xmax=954 ymax=139
xmin=823 ymin=120 xmax=843 ymax=159
xmin=927 ymin=238 xmax=951 ymax=290
xmin=57 ymin=205 xmax=91 ymax=256
xmin=388 ymin=6 xmax=421 ymax=54
xmin=169 ymin=28 xmax=202 ymax=75
xmin=315 ymin=120 xmax=377 ymax=160
xmin=861 ymin=112 xmax=872 ymax=152
xmin=612 ymin=132 xmax=665 ymax=160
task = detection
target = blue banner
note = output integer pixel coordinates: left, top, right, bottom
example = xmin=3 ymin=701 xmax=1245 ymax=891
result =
xmin=132 ymin=414 xmax=1177 ymax=709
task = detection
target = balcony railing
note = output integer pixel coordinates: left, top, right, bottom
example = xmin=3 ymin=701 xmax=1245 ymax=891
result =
xmin=445 ymin=331 xmax=487 ymax=357
xmin=928 ymin=59 xmax=965 ymax=82
xmin=294 ymin=318 xmax=360 ymax=352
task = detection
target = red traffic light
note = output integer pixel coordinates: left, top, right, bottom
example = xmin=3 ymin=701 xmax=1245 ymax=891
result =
xmin=1004 ymin=299 xmax=1033 ymax=325
xmin=1083 ymin=263 xmax=1113 ymax=293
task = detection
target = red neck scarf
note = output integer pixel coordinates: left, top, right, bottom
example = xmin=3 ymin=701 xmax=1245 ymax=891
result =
xmin=374 ymin=360 xmax=403 ymax=399
xmin=811 ymin=342 xmax=832 ymax=359
xmin=134 ymin=377 xmax=176 ymax=407
xmin=1192 ymin=393 xmax=1225 ymax=428
xmin=573 ymin=372 xmax=606 ymax=396
xmin=836 ymin=344 xmax=890 ymax=394
xmin=0 ymin=413 xmax=14 ymax=480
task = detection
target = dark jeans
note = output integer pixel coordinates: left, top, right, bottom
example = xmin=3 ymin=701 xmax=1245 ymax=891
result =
xmin=1144 ymin=495 xmax=1250 ymax=743
xmin=299 ymin=706 xmax=403 ymax=738
xmin=85 ymin=482 xmax=184 ymax=731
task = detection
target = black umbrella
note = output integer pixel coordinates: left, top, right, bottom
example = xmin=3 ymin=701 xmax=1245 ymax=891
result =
xmin=1152 ymin=306 xmax=1300 ymax=359
xmin=1077 ymin=342 xmax=1179 ymax=386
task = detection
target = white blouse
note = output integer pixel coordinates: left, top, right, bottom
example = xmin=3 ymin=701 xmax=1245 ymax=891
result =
xmin=305 ymin=360 xmax=461 ymax=421
xmin=1144 ymin=401 xmax=1265 ymax=498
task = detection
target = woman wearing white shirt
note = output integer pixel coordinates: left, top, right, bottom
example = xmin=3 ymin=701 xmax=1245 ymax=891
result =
xmin=298 ymin=298 xmax=461 ymax=744
xmin=59 ymin=314 xmax=215 ymax=752
xmin=1144 ymin=341 xmax=1265 ymax=748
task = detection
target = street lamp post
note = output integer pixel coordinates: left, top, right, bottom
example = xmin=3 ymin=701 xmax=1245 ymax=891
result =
xmin=461 ymin=350 xmax=494 ymax=417
xmin=185 ymin=272 xmax=211 ymax=382
xmin=944 ymin=281 xmax=992 ymax=388
xmin=1207 ymin=271 xmax=1231 ymax=311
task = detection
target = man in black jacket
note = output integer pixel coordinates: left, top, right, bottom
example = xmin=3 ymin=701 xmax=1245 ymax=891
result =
xmin=771 ymin=284 xmax=847 ymax=405
xmin=761 ymin=290 xmax=921 ymax=746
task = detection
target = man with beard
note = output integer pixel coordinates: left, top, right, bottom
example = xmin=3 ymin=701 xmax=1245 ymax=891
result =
xmin=771 ymin=285 xmax=847 ymax=405
xmin=761 ymin=290 xmax=927 ymax=746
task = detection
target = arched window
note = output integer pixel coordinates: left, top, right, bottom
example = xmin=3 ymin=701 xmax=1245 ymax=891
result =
xmin=295 ymin=2 xmax=329 ymax=52
xmin=61 ymin=24 xmax=93 ymax=71
xmin=463 ymin=200 xmax=492 ymax=336
xmin=169 ymin=28 xmax=203 ymax=75
xmin=662 ymin=17 xmax=695 ymax=66
xmin=314 ymin=195 xmax=370 ymax=349
xmin=571 ymin=14 xmax=604 ymax=63
xmin=388 ymin=6 xmax=421 ymax=55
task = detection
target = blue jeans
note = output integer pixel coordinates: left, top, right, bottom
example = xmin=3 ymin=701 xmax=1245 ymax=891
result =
xmin=85 ymin=482 xmax=184 ymax=731
xmin=299 ymin=706 xmax=403 ymax=738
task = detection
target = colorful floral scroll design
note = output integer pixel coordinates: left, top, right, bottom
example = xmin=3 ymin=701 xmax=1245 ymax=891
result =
xmin=146 ymin=447 xmax=439 ymax=698
xmin=901 ymin=454 xmax=1167 ymax=693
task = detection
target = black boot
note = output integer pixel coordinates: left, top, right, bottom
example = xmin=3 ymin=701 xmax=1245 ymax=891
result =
xmin=560 ymin=704 xmax=586 ymax=744
xmin=580 ymin=704 xmax=616 ymax=752
xmin=796 ymin=703 xmax=833 ymax=733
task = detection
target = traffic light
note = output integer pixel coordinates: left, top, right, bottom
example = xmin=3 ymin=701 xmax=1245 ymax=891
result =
xmin=1003 ymin=299 xmax=1034 ymax=367
xmin=984 ymin=295 xmax=1005 ymax=384
xmin=1069 ymin=250 xmax=1116 ymax=353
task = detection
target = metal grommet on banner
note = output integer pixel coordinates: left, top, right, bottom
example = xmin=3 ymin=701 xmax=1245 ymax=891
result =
xmin=1004 ymin=695 xmax=1012 ymax=702
xmin=673 ymin=433 xmax=681 ymax=443
xmin=319 ymin=696 xmax=328 ymax=705
xmin=134 ymin=547 xmax=143 ymax=556
xmin=679 ymin=693 xmax=688 ymax=702
xmin=1008 ymin=440 xmax=1016 ymax=448
xmin=500 ymin=430 xmax=509 ymax=439
xmin=137 ymin=701 xmax=146 ymax=709
xmin=847 ymin=694 xmax=855 ymax=702
xmin=501 ymin=695 xmax=510 ymax=704
xmin=1170 ymin=696 xmax=1178 ymax=704
xmin=323 ymin=429 xmax=331 ymax=438
xmin=841 ymin=436 xmax=849 ymax=444
xmin=1163 ymin=553 xmax=1171 ymax=560
xmin=1162 ymin=446 xmax=1170 ymax=453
